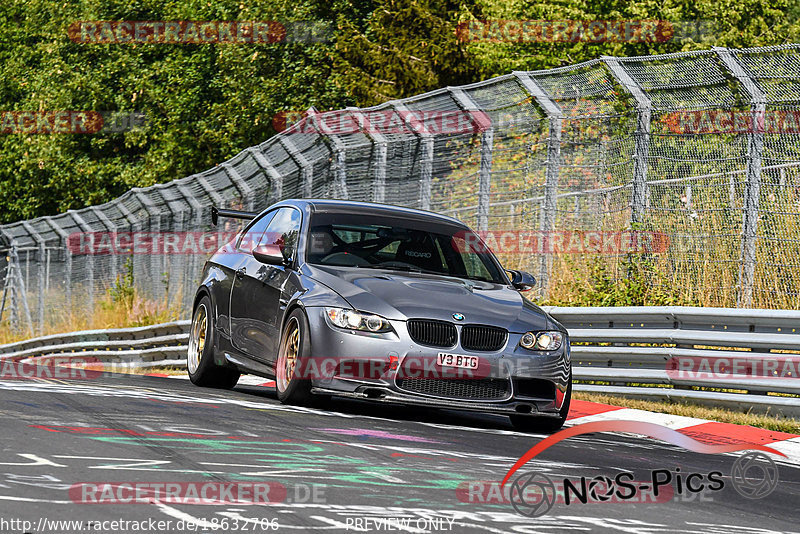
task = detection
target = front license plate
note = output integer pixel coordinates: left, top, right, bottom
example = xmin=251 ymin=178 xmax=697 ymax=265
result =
xmin=437 ymin=352 xmax=479 ymax=370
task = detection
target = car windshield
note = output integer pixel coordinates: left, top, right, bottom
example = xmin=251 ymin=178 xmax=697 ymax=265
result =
xmin=306 ymin=212 xmax=507 ymax=284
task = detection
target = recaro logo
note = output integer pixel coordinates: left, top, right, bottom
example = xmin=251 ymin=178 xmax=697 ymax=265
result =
xmin=404 ymin=250 xmax=432 ymax=258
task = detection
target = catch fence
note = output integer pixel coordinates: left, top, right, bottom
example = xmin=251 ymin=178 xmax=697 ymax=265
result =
xmin=2 ymin=44 xmax=800 ymax=333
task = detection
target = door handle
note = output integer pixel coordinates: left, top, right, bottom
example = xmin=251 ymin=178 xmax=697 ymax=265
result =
xmin=235 ymin=267 xmax=246 ymax=279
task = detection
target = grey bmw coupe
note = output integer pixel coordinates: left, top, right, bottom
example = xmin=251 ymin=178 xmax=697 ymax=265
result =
xmin=188 ymin=199 xmax=571 ymax=431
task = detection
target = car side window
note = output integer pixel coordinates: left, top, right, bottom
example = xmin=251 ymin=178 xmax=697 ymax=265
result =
xmin=237 ymin=210 xmax=277 ymax=251
xmin=259 ymin=208 xmax=302 ymax=263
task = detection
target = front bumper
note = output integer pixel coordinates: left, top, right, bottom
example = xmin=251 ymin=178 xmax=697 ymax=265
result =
xmin=304 ymin=307 xmax=571 ymax=416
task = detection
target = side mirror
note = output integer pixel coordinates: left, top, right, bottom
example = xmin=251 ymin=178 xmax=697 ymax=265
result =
xmin=507 ymin=269 xmax=536 ymax=291
xmin=253 ymin=244 xmax=286 ymax=266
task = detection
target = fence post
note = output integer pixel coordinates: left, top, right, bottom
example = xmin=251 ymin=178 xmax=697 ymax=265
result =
xmin=91 ymin=206 xmax=119 ymax=284
xmin=21 ymin=222 xmax=46 ymax=333
xmin=152 ymin=188 xmax=182 ymax=307
xmin=0 ymin=231 xmax=18 ymax=329
xmin=1 ymin=245 xmax=34 ymax=336
xmin=0 ymin=249 xmax=7 ymax=325
xmin=603 ymin=57 xmax=651 ymax=225
xmin=307 ymin=110 xmax=349 ymax=200
xmin=714 ymin=47 xmax=765 ymax=308
xmin=132 ymin=191 xmax=163 ymax=303
xmin=192 ymin=172 xmax=227 ymax=208
xmin=244 ymin=147 xmax=284 ymax=205
xmin=174 ymin=182 xmax=204 ymax=309
xmin=221 ymin=162 xmax=255 ymax=210
xmin=450 ymin=88 xmax=494 ymax=231
xmin=68 ymin=211 xmax=99 ymax=314
xmin=176 ymin=183 xmax=205 ymax=227
xmin=347 ymin=107 xmax=390 ymax=205
xmin=279 ymin=136 xmax=314 ymax=198
xmin=374 ymin=141 xmax=388 ymax=204
xmin=419 ymin=136 xmax=434 ymax=210
xmin=514 ymin=72 xmax=564 ymax=298
xmin=42 ymin=217 xmax=71 ymax=312
xmin=390 ymin=102 xmax=433 ymax=209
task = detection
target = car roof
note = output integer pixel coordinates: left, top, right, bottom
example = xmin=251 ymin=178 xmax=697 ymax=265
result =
xmin=275 ymin=199 xmax=469 ymax=227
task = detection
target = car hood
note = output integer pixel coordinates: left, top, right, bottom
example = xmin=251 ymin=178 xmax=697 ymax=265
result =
xmin=304 ymin=265 xmax=552 ymax=332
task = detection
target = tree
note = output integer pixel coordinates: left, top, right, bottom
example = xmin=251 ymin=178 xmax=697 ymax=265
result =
xmin=333 ymin=0 xmax=485 ymax=106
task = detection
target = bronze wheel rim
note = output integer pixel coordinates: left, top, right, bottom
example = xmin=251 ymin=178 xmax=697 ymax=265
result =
xmin=276 ymin=318 xmax=300 ymax=392
xmin=188 ymin=304 xmax=207 ymax=374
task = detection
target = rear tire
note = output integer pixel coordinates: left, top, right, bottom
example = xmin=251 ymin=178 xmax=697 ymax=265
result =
xmin=187 ymin=295 xmax=240 ymax=389
xmin=510 ymin=378 xmax=571 ymax=433
xmin=275 ymin=309 xmax=314 ymax=405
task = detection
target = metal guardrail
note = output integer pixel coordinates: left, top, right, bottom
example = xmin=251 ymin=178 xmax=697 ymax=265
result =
xmin=544 ymin=306 xmax=800 ymax=417
xmin=0 ymin=320 xmax=190 ymax=368
xmin=0 ymin=307 xmax=798 ymax=416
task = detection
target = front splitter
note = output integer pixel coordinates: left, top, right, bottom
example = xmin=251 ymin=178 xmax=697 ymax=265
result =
xmin=310 ymin=386 xmax=561 ymax=418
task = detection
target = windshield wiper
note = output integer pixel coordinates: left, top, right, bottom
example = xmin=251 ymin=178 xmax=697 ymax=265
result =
xmin=358 ymin=264 xmax=423 ymax=273
xmin=459 ymin=275 xmax=494 ymax=283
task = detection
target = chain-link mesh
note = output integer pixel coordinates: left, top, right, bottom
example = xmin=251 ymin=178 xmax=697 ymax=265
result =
xmin=2 ymin=44 xmax=800 ymax=333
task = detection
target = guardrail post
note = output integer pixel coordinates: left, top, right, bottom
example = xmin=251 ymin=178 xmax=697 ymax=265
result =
xmin=514 ymin=72 xmax=564 ymax=298
xmin=714 ymin=47 xmax=766 ymax=308
xmin=603 ymin=57 xmax=651 ymax=225
xmin=450 ymin=88 xmax=494 ymax=231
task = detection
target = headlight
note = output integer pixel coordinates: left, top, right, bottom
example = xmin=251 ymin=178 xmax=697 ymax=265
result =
xmin=325 ymin=307 xmax=392 ymax=333
xmin=520 ymin=331 xmax=564 ymax=351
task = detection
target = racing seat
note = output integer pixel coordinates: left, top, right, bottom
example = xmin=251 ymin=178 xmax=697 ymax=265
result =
xmin=395 ymin=232 xmax=442 ymax=272
xmin=307 ymin=230 xmax=336 ymax=262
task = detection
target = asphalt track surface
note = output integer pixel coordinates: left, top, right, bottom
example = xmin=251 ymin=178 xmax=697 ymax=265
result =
xmin=0 ymin=372 xmax=797 ymax=534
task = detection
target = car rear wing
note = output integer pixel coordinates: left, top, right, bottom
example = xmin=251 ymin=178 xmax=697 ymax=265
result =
xmin=211 ymin=206 xmax=258 ymax=226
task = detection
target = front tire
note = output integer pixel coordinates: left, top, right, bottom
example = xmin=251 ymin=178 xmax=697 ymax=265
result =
xmin=510 ymin=378 xmax=571 ymax=433
xmin=187 ymin=295 xmax=240 ymax=389
xmin=275 ymin=309 xmax=314 ymax=405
